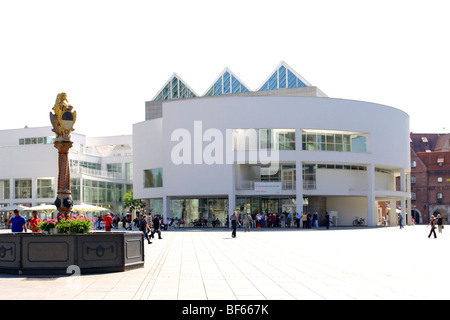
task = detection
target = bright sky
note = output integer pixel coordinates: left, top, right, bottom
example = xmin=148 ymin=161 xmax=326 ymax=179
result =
xmin=0 ymin=0 xmax=449 ymax=137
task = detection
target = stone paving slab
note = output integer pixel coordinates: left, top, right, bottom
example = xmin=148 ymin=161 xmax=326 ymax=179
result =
xmin=0 ymin=225 xmax=448 ymax=300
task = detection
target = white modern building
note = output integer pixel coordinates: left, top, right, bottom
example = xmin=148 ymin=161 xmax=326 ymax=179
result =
xmin=0 ymin=126 xmax=133 ymax=219
xmin=133 ymin=61 xmax=411 ymax=227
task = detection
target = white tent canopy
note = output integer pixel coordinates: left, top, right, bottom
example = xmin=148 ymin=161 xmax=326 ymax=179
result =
xmin=0 ymin=205 xmax=27 ymax=212
xmin=22 ymin=204 xmax=57 ymax=216
xmin=72 ymin=203 xmax=110 ymax=214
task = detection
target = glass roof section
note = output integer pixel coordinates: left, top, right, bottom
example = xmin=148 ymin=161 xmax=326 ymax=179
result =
xmin=152 ymin=73 xmax=197 ymax=101
xmin=150 ymin=62 xmax=320 ymax=101
xmin=258 ymin=61 xmax=310 ymax=91
xmin=204 ymin=68 xmax=250 ymax=96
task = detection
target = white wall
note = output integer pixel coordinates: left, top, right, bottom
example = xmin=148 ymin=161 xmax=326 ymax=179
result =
xmin=326 ymin=196 xmax=368 ymax=226
xmin=133 ymin=118 xmax=164 ymax=199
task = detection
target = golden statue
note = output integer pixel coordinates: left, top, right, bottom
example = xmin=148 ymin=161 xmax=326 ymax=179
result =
xmin=50 ymin=92 xmax=77 ymax=140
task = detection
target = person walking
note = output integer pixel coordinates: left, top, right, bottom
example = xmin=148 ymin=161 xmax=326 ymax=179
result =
xmin=150 ymin=214 xmax=163 ymax=239
xmin=437 ymin=214 xmax=443 ymax=233
xmin=427 ymin=215 xmax=437 ymax=239
xmin=140 ymin=214 xmax=152 ymax=244
xmin=244 ymin=214 xmax=252 ymax=232
xmin=398 ymin=213 xmax=404 ymax=229
xmin=307 ymin=212 xmax=312 ymax=229
xmin=256 ymin=213 xmax=262 ymax=231
xmin=104 ymin=212 xmax=113 ymax=232
xmin=295 ymin=212 xmax=301 ymax=228
xmin=325 ymin=211 xmax=330 ymax=230
xmin=230 ymin=211 xmax=240 ymax=238
xmin=29 ymin=211 xmax=42 ymax=233
xmin=302 ymin=212 xmax=308 ymax=229
xmin=313 ymin=212 xmax=319 ymax=229
xmin=7 ymin=209 xmax=28 ymax=233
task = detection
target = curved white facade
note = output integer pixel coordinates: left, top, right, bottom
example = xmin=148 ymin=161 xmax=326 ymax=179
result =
xmin=133 ymin=94 xmax=411 ymax=227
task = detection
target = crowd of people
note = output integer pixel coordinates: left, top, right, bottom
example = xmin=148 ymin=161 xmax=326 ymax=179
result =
xmin=2 ymin=209 xmax=447 ymax=241
xmin=230 ymin=211 xmax=330 ymax=230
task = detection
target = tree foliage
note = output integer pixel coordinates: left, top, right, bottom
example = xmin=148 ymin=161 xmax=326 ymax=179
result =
xmin=124 ymin=191 xmax=146 ymax=212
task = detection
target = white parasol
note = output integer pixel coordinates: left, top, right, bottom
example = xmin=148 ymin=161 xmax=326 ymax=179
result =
xmin=0 ymin=205 xmax=28 ymax=212
xmin=22 ymin=204 xmax=58 ymax=216
xmin=72 ymin=203 xmax=111 ymax=215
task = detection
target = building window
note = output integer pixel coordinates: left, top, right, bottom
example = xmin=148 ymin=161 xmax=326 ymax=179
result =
xmin=301 ymin=130 xmax=367 ymax=153
xmin=302 ymin=164 xmax=316 ymax=190
xmin=411 ymin=176 xmax=416 ymax=184
xmin=437 ymin=192 xmax=443 ymax=200
xmin=275 ymin=130 xmax=296 ymax=150
xmin=411 ymin=193 xmax=416 ymax=201
xmin=144 ymin=168 xmax=163 ymax=188
xmin=438 ymin=177 xmax=443 ymax=183
xmin=71 ymin=178 xmax=80 ymax=202
xmin=148 ymin=198 xmax=163 ymax=216
xmin=233 ymin=129 xmax=296 ymax=151
xmin=169 ymin=197 xmax=228 ymax=225
xmin=37 ymin=178 xmax=54 ymax=198
xmin=0 ymin=180 xmax=10 ymax=200
xmin=411 ymin=161 xmax=416 ymax=168
xmin=125 ymin=163 xmax=133 ymax=181
xmin=106 ymin=163 xmax=122 ymax=174
xmin=82 ymin=179 xmax=125 ymax=208
xmin=15 ymin=179 xmax=32 ymax=199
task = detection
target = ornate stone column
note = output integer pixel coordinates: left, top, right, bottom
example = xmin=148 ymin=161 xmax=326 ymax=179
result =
xmin=54 ymin=140 xmax=74 ymax=218
xmin=50 ymin=92 xmax=77 ymax=219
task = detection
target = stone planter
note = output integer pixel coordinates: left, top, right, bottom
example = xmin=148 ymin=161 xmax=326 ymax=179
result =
xmin=0 ymin=232 xmax=144 ymax=275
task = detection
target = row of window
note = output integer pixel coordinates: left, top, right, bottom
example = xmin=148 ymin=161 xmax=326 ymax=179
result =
xmin=411 ymin=176 xmax=448 ymax=183
xmin=19 ymin=136 xmax=55 ymax=145
xmin=0 ymin=179 xmax=54 ymax=200
xmin=302 ymin=132 xmax=367 ymax=153
xmin=233 ymin=129 xmax=368 ymax=153
xmin=69 ymin=160 xmax=133 ymax=180
xmin=411 ymin=192 xmax=444 ymax=201
xmin=142 ymin=163 xmax=394 ymax=191
xmin=0 ymin=178 xmax=132 ymax=203
xmin=412 ymin=157 xmax=446 ymax=168
xmin=70 ymin=160 xmax=101 ymax=171
xmin=78 ymin=178 xmax=132 ymax=204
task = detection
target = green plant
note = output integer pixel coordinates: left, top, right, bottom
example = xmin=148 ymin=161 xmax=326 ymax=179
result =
xmin=38 ymin=219 xmax=57 ymax=232
xmin=56 ymin=218 xmax=71 ymax=234
xmin=55 ymin=214 xmax=94 ymax=234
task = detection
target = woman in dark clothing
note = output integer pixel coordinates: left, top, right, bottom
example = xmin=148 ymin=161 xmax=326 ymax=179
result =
xmin=230 ymin=211 xmax=240 ymax=238
xmin=428 ymin=215 xmax=437 ymax=239
xmin=437 ymin=214 xmax=444 ymax=233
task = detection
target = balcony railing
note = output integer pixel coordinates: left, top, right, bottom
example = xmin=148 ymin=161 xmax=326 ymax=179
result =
xmin=70 ymin=166 xmax=124 ymax=180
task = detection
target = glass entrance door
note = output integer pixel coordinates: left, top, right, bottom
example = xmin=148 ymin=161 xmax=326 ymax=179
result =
xmin=281 ymin=165 xmax=296 ymax=190
xmin=261 ymin=198 xmax=279 ymax=214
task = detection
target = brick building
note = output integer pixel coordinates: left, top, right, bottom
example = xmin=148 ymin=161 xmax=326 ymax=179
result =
xmin=410 ymin=133 xmax=450 ymax=224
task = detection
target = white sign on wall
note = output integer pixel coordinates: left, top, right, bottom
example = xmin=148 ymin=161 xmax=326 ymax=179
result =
xmin=254 ymin=182 xmax=282 ymax=194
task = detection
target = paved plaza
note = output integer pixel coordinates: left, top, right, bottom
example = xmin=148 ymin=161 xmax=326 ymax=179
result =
xmin=0 ymin=225 xmax=448 ymax=300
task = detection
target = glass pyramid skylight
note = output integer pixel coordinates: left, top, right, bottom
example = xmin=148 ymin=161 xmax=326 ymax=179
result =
xmin=152 ymin=73 xmax=197 ymax=101
xmin=258 ymin=61 xmax=310 ymax=91
xmin=204 ymin=68 xmax=250 ymax=96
